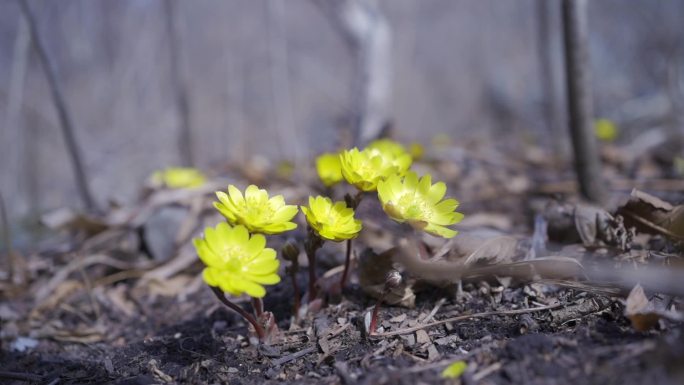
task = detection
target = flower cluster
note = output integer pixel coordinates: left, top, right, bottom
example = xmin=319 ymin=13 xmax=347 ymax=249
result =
xmin=339 ymin=143 xmax=412 ymax=192
xmin=189 ymin=137 xmax=464 ymax=343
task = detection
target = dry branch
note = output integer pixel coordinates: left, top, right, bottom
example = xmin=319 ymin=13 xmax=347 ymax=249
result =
xmin=18 ymin=0 xmax=96 ymax=211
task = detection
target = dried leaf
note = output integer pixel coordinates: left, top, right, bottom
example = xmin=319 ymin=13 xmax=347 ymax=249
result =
xmin=394 ymin=239 xmax=585 ymax=284
xmin=574 ymin=204 xmax=613 ymax=247
xmin=463 ymin=236 xmax=519 ymax=266
xmin=616 ymin=189 xmax=684 ymax=241
xmin=624 ymin=284 xmax=661 ymax=332
xmin=41 ymin=208 xmax=108 ymax=237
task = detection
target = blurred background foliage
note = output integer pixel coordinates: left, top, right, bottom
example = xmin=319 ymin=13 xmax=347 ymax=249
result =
xmin=0 ymin=0 xmax=682 ymax=225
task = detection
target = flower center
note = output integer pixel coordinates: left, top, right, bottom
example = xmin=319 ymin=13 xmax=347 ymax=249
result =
xmin=397 ymin=193 xmax=429 ymax=219
xmin=218 ymin=245 xmax=246 ymax=272
xmin=242 ymin=200 xmax=275 ymax=221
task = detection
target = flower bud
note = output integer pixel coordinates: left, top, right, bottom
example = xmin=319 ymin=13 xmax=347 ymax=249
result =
xmin=281 ymin=241 xmax=300 ymax=262
xmin=384 ymin=270 xmax=402 ymax=290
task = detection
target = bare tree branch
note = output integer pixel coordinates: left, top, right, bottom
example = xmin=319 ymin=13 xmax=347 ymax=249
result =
xmin=4 ymin=15 xmax=30 ymax=216
xmin=18 ymin=0 xmax=97 ymax=211
xmin=562 ymin=0 xmax=606 ymax=203
xmin=164 ymin=0 xmax=193 ymax=166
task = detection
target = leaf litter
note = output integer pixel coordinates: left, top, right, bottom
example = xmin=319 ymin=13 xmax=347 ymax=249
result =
xmin=2 ymin=137 xmax=684 ymax=384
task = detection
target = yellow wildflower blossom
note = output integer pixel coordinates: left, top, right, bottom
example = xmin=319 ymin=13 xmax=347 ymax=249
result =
xmin=339 ymin=147 xmax=411 ymax=192
xmin=301 ymin=196 xmax=362 ymax=241
xmin=315 ymin=153 xmax=343 ymax=187
xmin=441 ymin=361 xmax=467 ymax=379
xmin=151 ymin=167 xmax=206 ymax=189
xmin=194 ymin=223 xmax=280 ymax=298
xmin=214 ymin=185 xmax=298 ymax=234
xmin=377 ymin=171 xmax=463 ymax=238
xmin=594 ymin=118 xmax=618 ymax=141
xmin=408 ymin=142 xmax=425 ymax=160
xmin=367 ymin=138 xmax=409 ymax=159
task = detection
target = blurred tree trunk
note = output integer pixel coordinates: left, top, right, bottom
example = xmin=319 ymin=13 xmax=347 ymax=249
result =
xmin=562 ymin=0 xmax=606 ymax=203
xmin=164 ymin=0 xmax=193 ymax=166
xmin=314 ymin=0 xmax=392 ymax=146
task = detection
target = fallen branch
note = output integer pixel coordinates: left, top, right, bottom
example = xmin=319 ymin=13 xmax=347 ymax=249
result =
xmin=370 ymin=303 xmax=561 ymax=338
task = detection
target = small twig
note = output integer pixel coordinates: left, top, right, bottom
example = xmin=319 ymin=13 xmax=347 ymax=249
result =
xmin=420 ymin=297 xmax=446 ymax=324
xmin=328 ymin=322 xmax=351 ymax=339
xmin=621 ymin=210 xmax=684 ymax=241
xmin=472 ymin=362 xmax=502 ymax=382
xmin=44 ymin=377 xmax=61 ymax=385
xmin=210 ymin=286 xmax=265 ymax=342
xmin=371 ymin=303 xmax=562 ymax=338
xmin=271 ymin=346 xmax=316 ymax=366
xmin=0 ymin=371 xmax=43 ymax=382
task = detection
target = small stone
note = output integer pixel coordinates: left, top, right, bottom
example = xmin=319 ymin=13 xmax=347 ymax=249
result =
xmin=227 ymin=367 xmax=239 ymax=374
xmin=389 ymin=314 xmax=407 ymax=323
xmin=434 ymin=335 xmax=459 ymax=346
xmin=427 ymin=344 xmax=441 ymax=361
xmin=401 ymin=333 xmax=416 ymax=347
xmin=415 ymin=330 xmax=431 ymax=345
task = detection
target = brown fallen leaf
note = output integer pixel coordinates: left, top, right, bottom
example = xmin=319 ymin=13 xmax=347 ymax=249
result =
xmin=574 ymin=204 xmax=613 ymax=247
xmin=463 ymin=236 xmax=519 ymax=266
xmin=616 ymin=189 xmax=684 ymax=241
xmin=624 ymin=284 xmax=662 ymax=332
xmin=394 ymin=238 xmax=586 ymax=285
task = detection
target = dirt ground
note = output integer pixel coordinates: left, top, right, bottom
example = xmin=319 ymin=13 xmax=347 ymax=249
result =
xmin=2 ymin=136 xmax=684 ymax=384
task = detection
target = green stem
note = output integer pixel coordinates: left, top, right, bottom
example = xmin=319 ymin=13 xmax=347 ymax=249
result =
xmin=211 ymin=286 xmax=265 ymax=341
xmin=252 ymin=297 xmax=264 ymax=318
xmin=339 ymin=238 xmax=353 ymax=288
xmin=304 ymin=229 xmax=323 ymax=302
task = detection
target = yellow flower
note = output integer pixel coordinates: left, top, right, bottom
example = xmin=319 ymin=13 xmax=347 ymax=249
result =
xmin=408 ymin=142 xmax=425 ymax=160
xmin=594 ymin=118 xmax=618 ymax=141
xmin=367 ymin=138 xmax=409 ymax=159
xmin=151 ymin=167 xmax=206 ymax=189
xmin=339 ymin=147 xmax=412 ymax=192
xmin=315 ymin=153 xmax=343 ymax=187
xmin=214 ymin=185 xmax=298 ymax=235
xmin=301 ymin=196 xmax=362 ymax=241
xmin=441 ymin=361 xmax=467 ymax=379
xmin=194 ymin=223 xmax=280 ymax=298
xmin=377 ymin=171 xmax=463 ymax=238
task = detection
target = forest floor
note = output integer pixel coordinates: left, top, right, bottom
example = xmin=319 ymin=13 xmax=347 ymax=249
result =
xmin=2 ymin=134 xmax=684 ymax=385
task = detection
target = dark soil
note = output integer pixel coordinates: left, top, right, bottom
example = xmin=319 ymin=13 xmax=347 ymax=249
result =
xmin=2 ymin=276 xmax=683 ymax=385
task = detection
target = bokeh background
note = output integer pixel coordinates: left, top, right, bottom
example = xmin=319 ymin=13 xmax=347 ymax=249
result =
xmin=1 ymin=0 xmax=683 ymax=225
